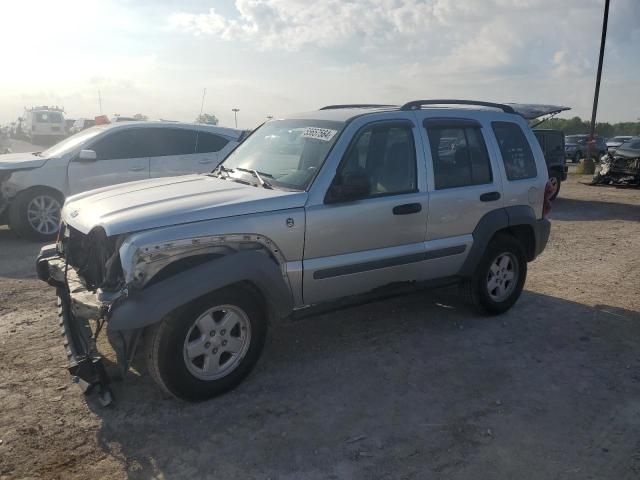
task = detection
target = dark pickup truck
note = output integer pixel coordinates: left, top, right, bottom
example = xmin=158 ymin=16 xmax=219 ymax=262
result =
xmin=534 ymin=129 xmax=567 ymax=200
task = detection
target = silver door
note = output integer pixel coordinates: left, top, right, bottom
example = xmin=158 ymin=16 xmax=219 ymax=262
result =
xmin=418 ymin=116 xmax=504 ymax=244
xmin=68 ymin=129 xmax=150 ymax=194
xmin=303 ymin=120 xmax=428 ymax=305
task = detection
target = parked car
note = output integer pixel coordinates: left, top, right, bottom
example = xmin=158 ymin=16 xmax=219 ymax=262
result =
xmin=20 ymin=106 xmax=67 ymax=145
xmin=69 ymin=118 xmax=96 ymax=135
xmin=534 ymin=129 xmax=567 ymax=200
xmin=35 ymin=100 xmax=554 ymax=404
xmin=605 ymin=135 xmax=633 ymax=153
xmin=564 ymin=134 xmax=607 ymax=162
xmin=0 ymin=122 xmax=245 ymax=240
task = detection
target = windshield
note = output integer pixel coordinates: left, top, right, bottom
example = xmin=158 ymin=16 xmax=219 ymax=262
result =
xmin=619 ymin=138 xmax=640 ymax=151
xmin=39 ymin=126 xmax=105 ymax=157
xmin=220 ymin=119 xmax=345 ymax=190
xmin=565 ymin=135 xmax=587 ymax=144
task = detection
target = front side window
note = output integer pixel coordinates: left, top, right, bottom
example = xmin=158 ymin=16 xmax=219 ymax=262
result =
xmin=91 ymin=129 xmax=154 ymax=159
xmin=221 ymin=119 xmax=345 ymax=190
xmin=426 ymin=124 xmax=492 ymax=189
xmin=492 ymin=122 xmax=537 ymax=181
xmin=336 ymin=123 xmax=417 ymax=197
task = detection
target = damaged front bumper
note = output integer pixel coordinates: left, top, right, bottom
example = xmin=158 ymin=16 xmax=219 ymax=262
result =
xmin=36 ymin=244 xmax=133 ymax=406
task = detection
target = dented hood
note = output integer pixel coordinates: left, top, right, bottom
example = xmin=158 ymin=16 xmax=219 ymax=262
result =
xmin=62 ymin=174 xmax=307 ymax=236
xmin=0 ymin=152 xmax=48 ymax=170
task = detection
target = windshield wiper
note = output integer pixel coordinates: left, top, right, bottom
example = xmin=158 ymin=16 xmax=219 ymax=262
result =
xmin=211 ymin=164 xmax=234 ymax=178
xmin=235 ymin=167 xmax=273 ymax=189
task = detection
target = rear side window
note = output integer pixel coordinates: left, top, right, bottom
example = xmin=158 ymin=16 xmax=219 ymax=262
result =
xmin=425 ymin=124 xmax=492 ymax=190
xmin=196 ymin=132 xmax=229 ymax=153
xmin=545 ymin=133 xmax=563 ymax=154
xmin=492 ymin=122 xmax=537 ymax=180
xmin=152 ymin=128 xmax=198 ymax=156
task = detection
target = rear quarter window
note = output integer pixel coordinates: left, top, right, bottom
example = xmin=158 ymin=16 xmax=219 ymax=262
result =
xmin=492 ymin=122 xmax=537 ymax=180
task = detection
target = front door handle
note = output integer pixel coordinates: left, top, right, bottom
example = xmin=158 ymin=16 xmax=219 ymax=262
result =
xmin=393 ymin=203 xmax=422 ymax=215
xmin=129 ymin=166 xmax=146 ymax=172
xmin=480 ymin=192 xmax=501 ymax=202
xmin=198 ymin=159 xmax=213 ymax=164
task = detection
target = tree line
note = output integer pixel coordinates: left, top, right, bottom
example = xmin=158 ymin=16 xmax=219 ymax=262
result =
xmin=536 ymin=116 xmax=640 ymax=137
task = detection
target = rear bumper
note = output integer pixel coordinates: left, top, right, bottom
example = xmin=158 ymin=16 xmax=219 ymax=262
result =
xmin=533 ymin=218 xmax=551 ymax=258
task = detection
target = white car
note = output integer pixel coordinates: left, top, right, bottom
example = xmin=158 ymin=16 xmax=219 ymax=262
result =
xmin=0 ymin=122 xmax=245 ymax=240
xmin=20 ymin=106 xmax=67 ymax=145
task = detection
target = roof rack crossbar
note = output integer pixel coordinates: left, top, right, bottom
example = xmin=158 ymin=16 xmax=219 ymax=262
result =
xmin=319 ymin=104 xmax=397 ymax=110
xmin=400 ymin=99 xmax=515 ymax=114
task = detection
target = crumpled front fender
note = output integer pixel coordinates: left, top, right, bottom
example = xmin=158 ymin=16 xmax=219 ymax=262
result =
xmin=107 ymin=250 xmax=293 ymax=331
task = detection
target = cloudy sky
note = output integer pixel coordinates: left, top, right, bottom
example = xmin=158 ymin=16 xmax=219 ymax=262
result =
xmin=1 ymin=0 xmax=638 ymax=128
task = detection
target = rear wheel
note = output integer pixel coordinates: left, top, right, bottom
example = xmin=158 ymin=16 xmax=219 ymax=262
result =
xmin=461 ymin=234 xmax=527 ymax=315
xmin=145 ymin=286 xmax=267 ymax=401
xmin=8 ymin=188 xmax=63 ymax=241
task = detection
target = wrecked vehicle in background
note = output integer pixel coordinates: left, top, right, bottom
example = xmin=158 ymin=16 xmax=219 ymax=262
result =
xmin=592 ymin=136 xmax=640 ymax=187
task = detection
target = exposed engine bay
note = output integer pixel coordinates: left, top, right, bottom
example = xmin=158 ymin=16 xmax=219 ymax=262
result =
xmin=592 ymin=152 xmax=640 ymax=187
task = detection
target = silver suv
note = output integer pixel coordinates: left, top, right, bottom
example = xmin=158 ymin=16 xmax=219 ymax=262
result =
xmin=37 ymin=100 xmax=552 ymax=404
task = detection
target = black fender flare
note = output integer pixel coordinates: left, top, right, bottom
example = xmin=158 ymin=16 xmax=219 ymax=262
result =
xmin=107 ymin=250 xmax=293 ymax=331
xmin=459 ymin=206 xmax=547 ymax=276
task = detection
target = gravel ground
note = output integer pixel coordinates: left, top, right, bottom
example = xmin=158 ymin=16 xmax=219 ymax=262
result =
xmin=0 ymin=175 xmax=639 ymax=480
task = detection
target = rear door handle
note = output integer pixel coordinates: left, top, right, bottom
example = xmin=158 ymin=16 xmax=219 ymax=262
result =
xmin=480 ymin=192 xmax=501 ymax=202
xmin=129 ymin=166 xmax=146 ymax=172
xmin=198 ymin=159 xmax=213 ymax=164
xmin=393 ymin=203 xmax=422 ymax=215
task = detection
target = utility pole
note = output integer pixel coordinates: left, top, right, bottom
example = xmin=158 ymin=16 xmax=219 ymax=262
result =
xmin=199 ymin=88 xmax=207 ymax=121
xmin=589 ymin=0 xmax=609 ymax=163
xmin=98 ymin=90 xmax=103 ymax=114
xmin=232 ymin=108 xmax=240 ymax=128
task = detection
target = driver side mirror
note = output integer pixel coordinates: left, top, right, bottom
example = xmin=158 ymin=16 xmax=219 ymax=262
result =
xmin=325 ymin=170 xmax=370 ymax=204
xmin=77 ymin=149 xmax=97 ymax=162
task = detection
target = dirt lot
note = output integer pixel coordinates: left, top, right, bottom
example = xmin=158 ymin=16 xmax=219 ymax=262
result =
xmin=1 ymin=175 xmax=639 ymax=480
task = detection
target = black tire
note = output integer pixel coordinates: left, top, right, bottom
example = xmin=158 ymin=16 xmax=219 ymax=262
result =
xmin=8 ymin=188 xmax=63 ymax=241
xmin=461 ymin=234 xmax=527 ymax=315
xmin=144 ymin=285 xmax=267 ymax=401
xmin=548 ymin=171 xmax=562 ymax=200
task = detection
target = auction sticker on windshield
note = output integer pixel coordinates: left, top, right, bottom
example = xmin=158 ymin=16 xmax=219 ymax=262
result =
xmin=301 ymin=127 xmax=337 ymax=142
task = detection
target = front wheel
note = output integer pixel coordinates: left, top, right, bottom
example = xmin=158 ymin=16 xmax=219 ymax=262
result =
xmin=8 ymin=188 xmax=63 ymax=241
xmin=461 ymin=234 xmax=527 ymax=315
xmin=145 ymin=286 xmax=267 ymax=401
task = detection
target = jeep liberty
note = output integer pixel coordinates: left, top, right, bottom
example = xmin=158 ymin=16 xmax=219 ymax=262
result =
xmin=37 ymin=100 xmax=556 ymax=404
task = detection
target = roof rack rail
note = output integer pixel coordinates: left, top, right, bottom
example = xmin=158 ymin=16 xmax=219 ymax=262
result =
xmin=319 ymin=104 xmax=397 ymax=110
xmin=399 ymin=99 xmax=515 ymax=114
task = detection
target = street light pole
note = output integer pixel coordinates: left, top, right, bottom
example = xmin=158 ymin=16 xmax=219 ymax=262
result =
xmin=586 ymin=0 xmax=610 ymax=167
xmin=232 ymin=108 xmax=240 ymax=128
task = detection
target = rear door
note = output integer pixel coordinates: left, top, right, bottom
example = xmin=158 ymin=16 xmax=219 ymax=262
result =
xmin=67 ymin=128 xmax=151 ymax=194
xmin=489 ymin=120 xmax=547 ymax=218
xmin=148 ymin=128 xmax=230 ymax=177
xmin=419 ymin=116 xmax=503 ymax=242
